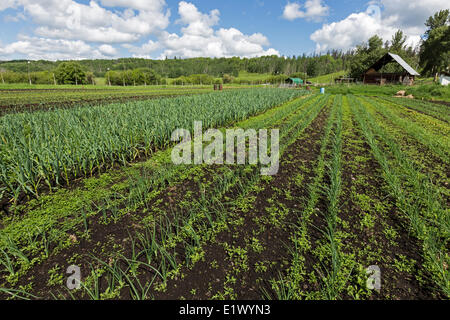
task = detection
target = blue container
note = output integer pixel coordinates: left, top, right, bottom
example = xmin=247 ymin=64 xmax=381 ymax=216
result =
xmin=320 ymin=88 xmax=325 ymax=94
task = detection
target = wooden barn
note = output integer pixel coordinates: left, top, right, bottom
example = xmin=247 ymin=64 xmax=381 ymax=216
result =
xmin=363 ymin=53 xmax=420 ymax=85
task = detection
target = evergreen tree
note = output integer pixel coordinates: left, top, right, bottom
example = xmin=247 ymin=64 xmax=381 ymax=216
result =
xmin=420 ymin=10 xmax=450 ymax=79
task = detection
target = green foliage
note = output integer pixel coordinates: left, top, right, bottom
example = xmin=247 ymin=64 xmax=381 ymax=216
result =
xmin=171 ymin=74 xmax=215 ymax=85
xmin=0 ymin=89 xmax=305 ymax=199
xmin=349 ymin=32 xmax=420 ymax=80
xmin=0 ymin=70 xmax=55 ymax=85
xmin=420 ymin=10 xmax=450 ymax=77
xmin=105 ymin=68 xmax=162 ymax=86
xmin=222 ymin=74 xmax=234 ymax=84
xmin=0 ymin=86 xmax=214 ymax=112
xmin=0 ymin=53 xmax=351 ymax=84
xmin=326 ymin=83 xmax=450 ymax=102
xmin=351 ymin=95 xmax=450 ymax=296
xmin=309 ymin=71 xmax=348 ymax=84
xmin=349 ymin=35 xmax=386 ymax=79
xmin=390 ymin=30 xmax=407 ymax=53
xmin=306 ymin=59 xmax=319 ymax=77
xmin=54 ymin=62 xmax=87 ymax=85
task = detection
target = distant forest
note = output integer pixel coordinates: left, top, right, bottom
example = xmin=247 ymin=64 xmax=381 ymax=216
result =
xmin=0 ymin=51 xmax=355 ymax=79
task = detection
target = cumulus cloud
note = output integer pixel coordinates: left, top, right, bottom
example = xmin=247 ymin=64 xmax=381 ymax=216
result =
xmin=99 ymin=0 xmax=166 ymax=12
xmin=122 ymin=40 xmax=160 ymax=58
xmin=283 ymin=0 xmax=329 ymax=22
xmin=176 ymin=1 xmax=220 ymax=37
xmin=2 ymin=0 xmax=170 ymax=43
xmin=98 ymin=44 xmax=118 ymax=56
xmin=382 ymin=0 xmax=450 ymax=29
xmin=0 ymin=0 xmax=279 ymax=60
xmin=311 ymin=10 xmax=394 ymax=52
xmin=0 ymin=0 xmax=18 ymax=11
xmin=310 ymin=0 xmax=449 ymax=52
xmin=0 ymin=35 xmax=110 ymax=60
xmin=3 ymin=12 xmax=26 ymax=23
xmin=157 ymin=1 xmax=279 ymax=58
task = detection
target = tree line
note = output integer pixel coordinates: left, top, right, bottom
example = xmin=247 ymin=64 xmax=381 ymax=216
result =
xmin=0 ymin=53 xmax=350 ymax=84
xmin=0 ymin=62 xmax=95 ymax=85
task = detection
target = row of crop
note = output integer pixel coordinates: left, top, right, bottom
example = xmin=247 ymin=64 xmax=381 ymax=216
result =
xmin=0 ymin=87 xmax=212 ymax=108
xmin=0 ymin=89 xmax=307 ymax=201
xmin=0 ymin=93 xmax=319 ymax=298
xmin=318 ymin=95 xmax=347 ymax=299
xmin=373 ymin=98 xmax=449 ymax=138
xmin=72 ymin=93 xmax=328 ymax=299
xmin=0 ymin=93 xmax=318 ymax=273
xmin=380 ymin=97 xmax=450 ymax=123
xmin=360 ymin=97 xmax=450 ymax=201
xmin=349 ymin=95 xmax=449 ymax=297
xmin=361 ymin=97 xmax=449 ymax=165
xmin=269 ymin=95 xmax=340 ymax=299
xmin=65 ymin=94 xmax=330 ymax=300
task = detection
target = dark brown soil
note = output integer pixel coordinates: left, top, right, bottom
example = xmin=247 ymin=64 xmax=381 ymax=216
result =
xmin=428 ymin=100 xmax=450 ymax=107
xmin=0 ymin=94 xmax=445 ymax=301
xmin=339 ymin=102 xmax=441 ymax=299
xmin=153 ymin=104 xmax=332 ymax=300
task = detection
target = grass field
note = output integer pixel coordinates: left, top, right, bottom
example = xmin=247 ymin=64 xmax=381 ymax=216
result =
xmin=308 ymin=71 xmax=348 ymax=84
xmin=235 ymin=71 xmax=273 ymax=82
xmin=0 ymin=86 xmax=448 ymax=300
xmin=326 ymin=84 xmax=450 ymax=102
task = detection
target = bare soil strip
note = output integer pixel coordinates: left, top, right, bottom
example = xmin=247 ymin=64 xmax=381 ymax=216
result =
xmin=338 ymin=97 xmax=439 ymax=299
xmin=153 ymin=101 xmax=332 ymax=300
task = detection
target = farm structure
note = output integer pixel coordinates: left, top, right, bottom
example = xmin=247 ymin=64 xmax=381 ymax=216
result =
xmin=285 ymin=77 xmax=304 ymax=86
xmin=439 ymin=72 xmax=450 ymax=86
xmin=363 ymin=52 xmax=420 ymax=85
xmin=335 ymin=77 xmax=355 ymax=84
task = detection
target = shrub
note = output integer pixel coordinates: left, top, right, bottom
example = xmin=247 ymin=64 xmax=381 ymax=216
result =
xmin=54 ymin=62 xmax=87 ymax=85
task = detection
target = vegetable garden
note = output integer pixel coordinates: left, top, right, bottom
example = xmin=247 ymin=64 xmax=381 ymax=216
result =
xmin=0 ymin=88 xmax=448 ymax=300
xmin=0 ymin=86 xmax=214 ymax=116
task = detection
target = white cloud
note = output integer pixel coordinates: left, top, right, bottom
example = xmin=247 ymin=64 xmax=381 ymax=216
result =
xmin=310 ymin=0 xmax=449 ymax=52
xmin=157 ymin=2 xmax=279 ymax=58
xmin=0 ymin=0 xmax=18 ymax=11
xmin=381 ymin=0 xmax=450 ymax=29
xmin=310 ymin=11 xmax=394 ymax=52
xmin=122 ymin=40 xmax=160 ymax=58
xmin=283 ymin=0 xmax=329 ymax=22
xmin=4 ymin=0 xmax=170 ymax=43
xmin=0 ymin=0 xmax=279 ymax=60
xmin=177 ymin=1 xmax=220 ymax=37
xmin=0 ymin=35 xmax=111 ymax=60
xmin=3 ymin=12 xmax=26 ymax=22
xmin=98 ymin=44 xmax=118 ymax=56
xmin=99 ymin=0 xmax=166 ymax=12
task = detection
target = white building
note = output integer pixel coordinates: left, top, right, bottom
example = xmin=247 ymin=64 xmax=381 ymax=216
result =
xmin=439 ymin=74 xmax=450 ymax=86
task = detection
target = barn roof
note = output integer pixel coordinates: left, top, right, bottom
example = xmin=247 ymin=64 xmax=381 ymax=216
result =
xmin=366 ymin=53 xmax=420 ymax=76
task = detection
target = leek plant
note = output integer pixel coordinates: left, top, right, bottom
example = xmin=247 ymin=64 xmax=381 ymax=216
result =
xmin=0 ymin=89 xmax=307 ymax=201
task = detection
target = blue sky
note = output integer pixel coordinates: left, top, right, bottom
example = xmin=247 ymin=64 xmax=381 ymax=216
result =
xmin=0 ymin=0 xmax=448 ymax=60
